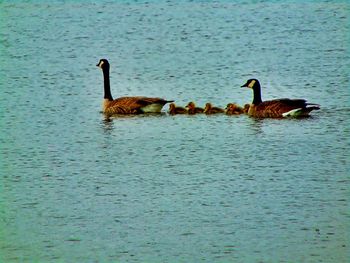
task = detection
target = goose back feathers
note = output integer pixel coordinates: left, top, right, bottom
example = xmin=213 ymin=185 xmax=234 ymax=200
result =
xmin=103 ymin=97 xmax=170 ymax=115
xmin=241 ymin=79 xmax=320 ymax=118
xmin=97 ymin=59 xmax=172 ymax=115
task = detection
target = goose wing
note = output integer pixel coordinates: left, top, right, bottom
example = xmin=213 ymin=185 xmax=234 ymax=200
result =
xmin=255 ymin=99 xmax=309 ymax=117
xmin=113 ymin=96 xmax=171 ymax=108
xmin=105 ymin=97 xmax=173 ymax=114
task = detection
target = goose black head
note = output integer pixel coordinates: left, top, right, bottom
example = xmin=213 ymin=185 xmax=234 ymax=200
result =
xmin=241 ymin=79 xmax=259 ymax=89
xmin=96 ymin=59 xmax=110 ymax=70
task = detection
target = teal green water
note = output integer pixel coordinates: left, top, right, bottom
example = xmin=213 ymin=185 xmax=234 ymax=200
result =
xmin=1 ymin=1 xmax=349 ymax=262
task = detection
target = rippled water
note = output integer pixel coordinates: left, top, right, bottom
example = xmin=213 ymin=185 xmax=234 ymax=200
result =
xmin=1 ymin=1 xmax=349 ymax=262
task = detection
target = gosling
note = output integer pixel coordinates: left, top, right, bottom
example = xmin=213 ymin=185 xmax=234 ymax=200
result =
xmin=225 ymin=103 xmax=244 ymax=115
xmin=168 ymin=103 xmax=187 ymax=115
xmin=204 ymin=103 xmax=225 ymax=114
xmin=185 ymin=101 xmax=204 ymax=114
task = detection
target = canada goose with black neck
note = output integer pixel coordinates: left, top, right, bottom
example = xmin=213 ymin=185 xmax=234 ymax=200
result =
xmin=97 ymin=59 xmax=172 ymax=115
xmin=241 ymin=79 xmax=320 ymax=118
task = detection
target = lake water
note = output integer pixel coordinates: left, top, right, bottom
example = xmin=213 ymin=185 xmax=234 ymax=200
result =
xmin=0 ymin=1 xmax=349 ymax=262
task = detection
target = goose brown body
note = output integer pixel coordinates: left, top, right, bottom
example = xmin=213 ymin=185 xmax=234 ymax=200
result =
xmin=168 ymin=103 xmax=187 ymax=115
xmin=186 ymin=102 xmax=204 ymax=114
xmin=241 ymin=79 xmax=320 ymax=118
xmin=97 ymin=59 xmax=172 ymax=115
xmin=204 ymin=103 xmax=225 ymax=114
xmin=247 ymin=99 xmax=318 ymax=118
xmin=103 ymin=97 xmax=170 ymax=115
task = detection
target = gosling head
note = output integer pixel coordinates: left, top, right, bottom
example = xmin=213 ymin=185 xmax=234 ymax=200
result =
xmin=243 ymin=103 xmax=250 ymax=113
xmin=186 ymin=101 xmax=195 ymax=109
xmin=226 ymin=103 xmax=234 ymax=110
xmin=205 ymin=103 xmax=212 ymax=108
xmin=169 ymin=103 xmax=176 ymax=110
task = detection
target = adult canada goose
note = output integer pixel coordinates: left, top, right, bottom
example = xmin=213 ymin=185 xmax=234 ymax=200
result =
xmin=204 ymin=103 xmax=225 ymax=114
xmin=97 ymin=59 xmax=172 ymax=115
xmin=168 ymin=103 xmax=187 ymax=115
xmin=225 ymin=103 xmax=244 ymax=115
xmin=185 ymin=101 xmax=204 ymax=114
xmin=241 ymin=79 xmax=320 ymax=118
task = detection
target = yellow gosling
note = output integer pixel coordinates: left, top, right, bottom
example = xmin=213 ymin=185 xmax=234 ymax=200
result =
xmin=185 ymin=101 xmax=204 ymax=114
xmin=204 ymin=103 xmax=225 ymax=114
xmin=168 ymin=103 xmax=188 ymax=115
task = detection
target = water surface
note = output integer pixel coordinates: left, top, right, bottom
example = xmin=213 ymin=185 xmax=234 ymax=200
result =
xmin=0 ymin=1 xmax=349 ymax=262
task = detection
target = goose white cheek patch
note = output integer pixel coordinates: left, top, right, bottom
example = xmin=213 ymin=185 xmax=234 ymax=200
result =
xmin=248 ymin=80 xmax=256 ymax=88
xmin=99 ymin=61 xmax=104 ymax=68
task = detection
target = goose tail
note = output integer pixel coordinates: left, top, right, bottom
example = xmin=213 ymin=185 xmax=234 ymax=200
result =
xmin=282 ymin=104 xmax=320 ymax=118
xmin=164 ymin=100 xmax=175 ymax=104
xmin=141 ymin=99 xmax=174 ymax=113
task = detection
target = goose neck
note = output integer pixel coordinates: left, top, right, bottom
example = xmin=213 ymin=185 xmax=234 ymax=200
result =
xmin=252 ymin=83 xmax=262 ymax=105
xmin=102 ymin=68 xmax=113 ymax=101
